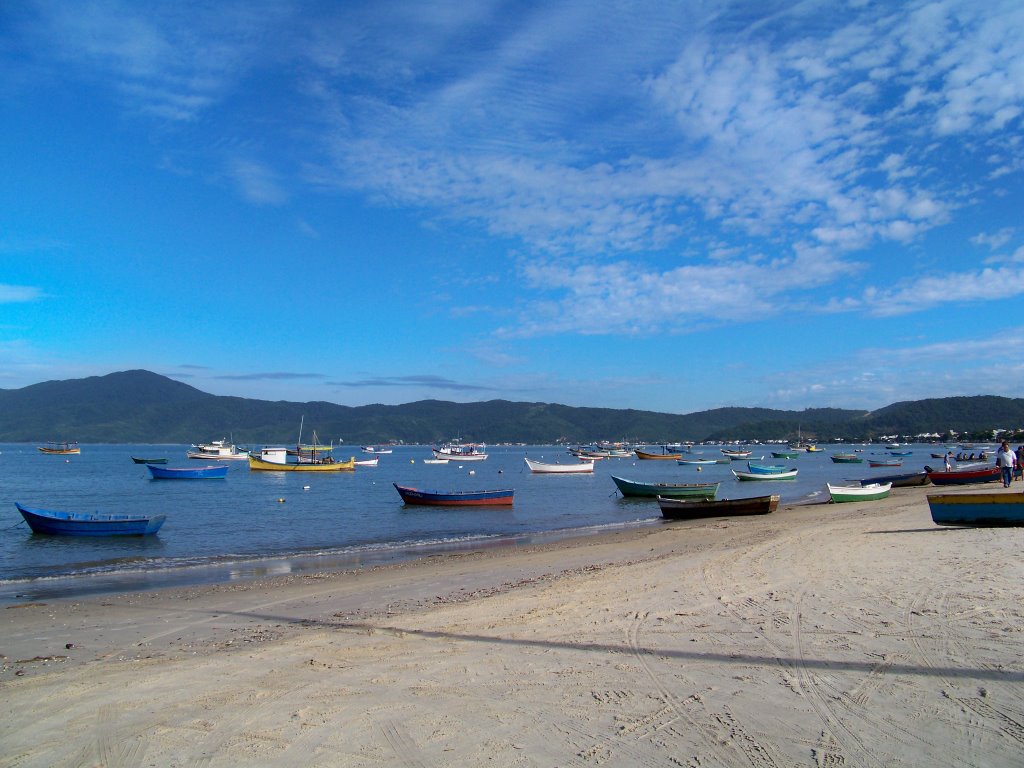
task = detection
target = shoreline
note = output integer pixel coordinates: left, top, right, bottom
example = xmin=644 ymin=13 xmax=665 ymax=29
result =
xmin=3 ymin=483 xmax=1022 ymax=766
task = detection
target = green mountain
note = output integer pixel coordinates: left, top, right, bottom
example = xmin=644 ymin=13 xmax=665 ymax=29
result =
xmin=0 ymin=370 xmax=1020 ymax=444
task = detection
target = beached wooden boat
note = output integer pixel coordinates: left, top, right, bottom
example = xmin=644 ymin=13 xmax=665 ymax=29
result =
xmin=611 ymin=475 xmax=718 ymax=499
xmin=393 ymin=484 xmax=513 ymax=506
xmin=148 ymin=464 xmax=229 ymax=479
xmin=131 ymin=456 xmax=168 ymax=464
xmin=925 ymin=466 xmax=1001 ymax=486
xmin=524 ymin=457 xmax=595 ymax=474
xmin=927 ymin=493 xmax=1024 ymax=526
xmin=860 ymin=470 xmax=930 ymax=488
xmin=15 ymin=502 xmax=166 ymax=536
xmin=634 ymin=449 xmax=682 ymax=460
xmin=771 ymin=451 xmax=801 ymax=459
xmin=868 ymin=458 xmax=902 ymax=467
xmin=732 ymin=468 xmax=798 ymax=481
xmin=37 ymin=441 xmax=80 ymax=455
xmin=830 ymin=453 xmax=863 ymax=463
xmin=828 ymin=482 xmax=891 ymax=502
xmin=248 ymin=455 xmax=355 ymax=472
xmin=657 ymin=494 xmax=780 ymax=520
xmin=746 ymin=462 xmax=788 ymax=474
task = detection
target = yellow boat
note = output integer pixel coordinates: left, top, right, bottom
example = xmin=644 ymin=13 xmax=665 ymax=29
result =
xmin=248 ymin=454 xmax=355 ymax=472
xmin=38 ymin=441 xmax=80 ymax=455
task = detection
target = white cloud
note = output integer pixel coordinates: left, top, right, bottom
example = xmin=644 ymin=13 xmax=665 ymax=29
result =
xmin=0 ymin=284 xmax=43 ymax=303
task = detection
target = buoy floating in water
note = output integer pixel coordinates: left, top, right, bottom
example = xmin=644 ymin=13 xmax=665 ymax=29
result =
xmin=277 ymin=498 xmax=286 ymax=503
xmin=410 ymin=459 xmax=415 ymax=464
xmin=303 ymin=485 xmax=311 ymax=490
xmin=469 ymin=469 xmax=475 ymax=475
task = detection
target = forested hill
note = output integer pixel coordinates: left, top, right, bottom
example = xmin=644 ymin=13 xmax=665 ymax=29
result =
xmin=0 ymin=370 xmax=1021 ymax=444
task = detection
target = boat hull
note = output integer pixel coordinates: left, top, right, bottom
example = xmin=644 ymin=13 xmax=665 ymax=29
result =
xmin=611 ymin=475 xmax=718 ymax=498
xmin=657 ymin=494 xmax=779 ymax=520
xmin=393 ymin=484 xmax=513 ymax=506
xmin=860 ymin=471 xmax=930 ymax=488
xmin=132 ymin=457 xmax=168 ymax=464
xmin=928 ymin=493 xmax=1024 ymax=526
xmin=148 ymin=464 xmax=229 ymax=479
xmin=432 ymin=449 xmax=488 ymax=462
xmin=828 ymin=482 xmax=891 ymax=502
xmin=16 ymin=503 xmax=165 ymax=536
xmin=634 ymin=450 xmax=682 ymax=460
xmin=926 ymin=467 xmax=1001 ymax=485
xmin=732 ymin=468 xmax=798 ymax=481
xmin=524 ymin=458 xmax=594 ymax=473
xmin=248 ymin=456 xmax=355 ymax=471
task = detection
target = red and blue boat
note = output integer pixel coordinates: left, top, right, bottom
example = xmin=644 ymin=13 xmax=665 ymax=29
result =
xmin=925 ymin=466 xmax=1000 ymax=485
xmin=928 ymin=493 xmax=1024 ymax=526
xmin=15 ymin=502 xmax=166 ymax=536
xmin=393 ymin=483 xmax=513 ymax=506
xmin=147 ymin=464 xmax=228 ymax=480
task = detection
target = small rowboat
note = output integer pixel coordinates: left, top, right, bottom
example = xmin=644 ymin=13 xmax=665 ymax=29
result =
xmin=721 ymin=449 xmax=753 ymax=459
xmin=634 ymin=449 xmax=682 ymax=460
xmin=830 ymin=454 xmax=863 ymax=463
xmin=925 ymin=466 xmax=1001 ymax=486
xmin=353 ymin=456 xmax=380 ymax=467
xmin=732 ymin=468 xmax=798 ymax=481
xmin=657 ymin=494 xmax=779 ymax=520
xmin=147 ymin=464 xmax=228 ymax=479
xmin=524 ymin=457 xmax=594 ymax=474
xmin=746 ymin=462 xmax=788 ymax=474
xmin=771 ymin=451 xmax=801 ymax=459
xmin=827 ymin=482 xmax=891 ymax=502
xmin=132 ymin=456 xmax=168 ymax=464
xmin=927 ymin=493 xmax=1024 ymax=526
xmin=868 ymin=459 xmax=902 ymax=467
xmin=393 ymin=484 xmax=513 ymax=506
xmin=611 ymin=475 xmax=719 ymax=499
xmin=860 ymin=470 xmax=929 ymax=488
xmin=15 ymin=502 xmax=165 ymax=536
xmin=677 ymin=458 xmax=720 ymax=466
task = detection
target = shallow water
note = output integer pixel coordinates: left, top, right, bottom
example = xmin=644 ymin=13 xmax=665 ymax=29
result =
xmin=0 ymin=442 xmax=941 ymax=601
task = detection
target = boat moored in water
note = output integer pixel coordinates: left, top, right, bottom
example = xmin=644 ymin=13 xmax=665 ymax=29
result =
xmin=393 ymin=484 xmax=513 ymax=506
xmin=15 ymin=502 xmax=166 ymax=536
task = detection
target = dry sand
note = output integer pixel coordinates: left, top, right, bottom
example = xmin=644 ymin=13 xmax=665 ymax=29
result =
xmin=2 ymin=485 xmax=1023 ymax=767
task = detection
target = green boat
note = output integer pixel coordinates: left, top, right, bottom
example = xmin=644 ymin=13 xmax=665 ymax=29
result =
xmin=611 ymin=475 xmax=719 ymax=499
xmin=771 ymin=451 xmax=801 ymax=459
xmin=830 ymin=453 xmax=863 ymax=463
xmin=827 ymin=482 xmax=891 ymax=503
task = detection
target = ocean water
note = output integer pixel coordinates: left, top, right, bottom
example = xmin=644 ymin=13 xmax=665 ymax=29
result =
xmin=0 ymin=443 xmax=942 ymax=601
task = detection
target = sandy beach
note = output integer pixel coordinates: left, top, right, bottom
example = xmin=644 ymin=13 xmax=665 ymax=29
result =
xmin=2 ymin=484 xmax=1023 ymax=767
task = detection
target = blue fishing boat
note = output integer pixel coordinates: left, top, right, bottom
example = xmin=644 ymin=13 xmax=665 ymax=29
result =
xmin=746 ymin=461 xmax=788 ymax=474
xmin=15 ymin=502 xmax=166 ymax=536
xmin=147 ymin=464 xmax=228 ymax=480
xmin=394 ymin=484 xmax=514 ymax=506
xmin=860 ymin=470 xmax=930 ymax=488
xmin=928 ymin=493 xmax=1024 ymax=526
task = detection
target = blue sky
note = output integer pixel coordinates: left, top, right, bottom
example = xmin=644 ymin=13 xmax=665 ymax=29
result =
xmin=2 ymin=0 xmax=1023 ymax=415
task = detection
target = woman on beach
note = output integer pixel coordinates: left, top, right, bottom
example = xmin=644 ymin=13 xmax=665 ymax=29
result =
xmin=995 ymin=441 xmax=1016 ymax=487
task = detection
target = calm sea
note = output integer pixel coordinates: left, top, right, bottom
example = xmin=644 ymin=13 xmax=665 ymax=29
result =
xmin=0 ymin=442 xmax=942 ymax=602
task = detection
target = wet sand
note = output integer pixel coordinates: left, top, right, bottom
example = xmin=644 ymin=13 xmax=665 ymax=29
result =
xmin=2 ymin=485 xmax=1022 ymax=766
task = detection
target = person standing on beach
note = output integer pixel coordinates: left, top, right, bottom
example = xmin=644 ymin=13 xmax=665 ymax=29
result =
xmin=1016 ymin=445 xmax=1024 ymax=481
xmin=995 ymin=441 xmax=1016 ymax=487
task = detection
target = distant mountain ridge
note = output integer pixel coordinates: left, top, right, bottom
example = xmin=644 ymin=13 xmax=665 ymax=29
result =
xmin=0 ymin=370 xmax=1021 ymax=444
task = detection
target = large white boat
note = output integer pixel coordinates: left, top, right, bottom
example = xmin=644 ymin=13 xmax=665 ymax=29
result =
xmin=187 ymin=438 xmax=249 ymax=460
xmin=432 ymin=441 xmax=488 ymax=461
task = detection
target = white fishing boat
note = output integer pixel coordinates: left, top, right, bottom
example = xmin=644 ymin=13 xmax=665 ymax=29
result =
xmin=524 ymin=457 xmax=595 ymax=474
xmin=187 ymin=438 xmax=249 ymax=460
